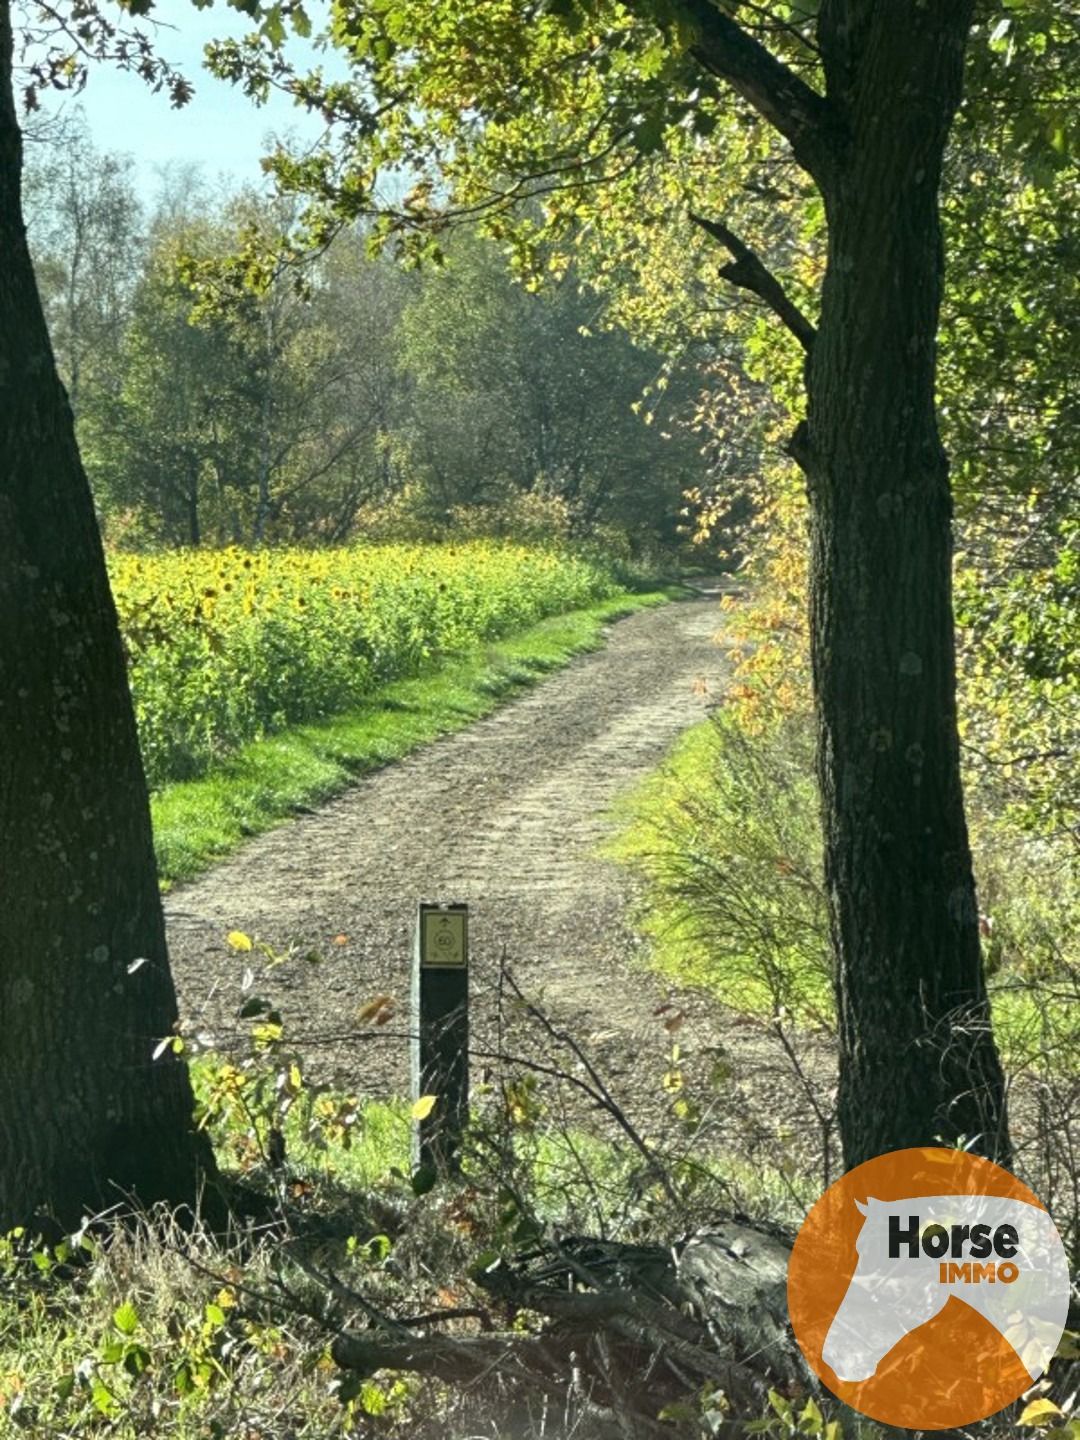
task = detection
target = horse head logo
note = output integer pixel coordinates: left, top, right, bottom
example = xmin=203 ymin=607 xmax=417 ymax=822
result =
xmin=821 ymin=1194 xmax=1069 ymax=1385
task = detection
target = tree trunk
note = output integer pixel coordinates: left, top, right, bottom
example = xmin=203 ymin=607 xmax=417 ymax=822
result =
xmin=187 ymin=465 xmax=201 ymax=547
xmin=253 ymin=308 xmax=274 ymax=545
xmin=0 ymin=2 xmax=214 ymax=1229
xmin=804 ymin=2 xmax=1009 ymax=1165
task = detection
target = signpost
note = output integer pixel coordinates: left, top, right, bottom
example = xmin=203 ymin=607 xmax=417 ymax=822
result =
xmin=411 ymin=902 xmax=469 ymax=1174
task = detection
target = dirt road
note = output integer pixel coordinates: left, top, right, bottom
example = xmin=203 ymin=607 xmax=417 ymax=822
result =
xmin=165 ymin=583 xmax=749 ymax=1110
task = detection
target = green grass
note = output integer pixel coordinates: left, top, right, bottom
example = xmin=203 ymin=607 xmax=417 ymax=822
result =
xmin=608 ymin=706 xmax=1080 ymax=1089
xmin=153 ymin=588 xmax=683 ymax=887
xmin=290 ymin=1097 xmax=412 ymax=1191
xmin=604 ymin=723 xmax=731 ymax=989
xmin=603 ymin=711 xmax=834 ymax=1024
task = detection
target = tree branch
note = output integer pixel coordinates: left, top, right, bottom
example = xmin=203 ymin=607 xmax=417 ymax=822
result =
xmin=690 ymin=212 xmax=816 ymax=353
xmin=670 ymin=0 xmax=841 ymax=184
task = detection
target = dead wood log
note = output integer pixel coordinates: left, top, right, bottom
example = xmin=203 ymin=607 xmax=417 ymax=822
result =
xmin=331 ymin=1219 xmax=809 ymax=1425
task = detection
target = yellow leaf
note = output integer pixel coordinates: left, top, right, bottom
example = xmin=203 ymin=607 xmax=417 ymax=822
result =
xmin=227 ymin=931 xmax=254 ymax=952
xmin=1018 ymin=1400 xmax=1064 ymax=1428
xmin=411 ymin=1095 xmax=438 ymax=1121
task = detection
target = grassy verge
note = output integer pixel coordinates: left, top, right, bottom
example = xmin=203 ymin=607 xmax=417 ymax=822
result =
xmin=606 ymin=705 xmax=1080 ymax=1075
xmin=604 ymin=708 xmax=833 ymax=1025
xmin=604 ymin=724 xmax=725 ymax=991
xmin=154 ymin=588 xmax=683 ymax=888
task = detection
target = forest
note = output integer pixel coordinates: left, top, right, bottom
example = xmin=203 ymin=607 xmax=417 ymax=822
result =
xmin=1 ymin=0 xmax=1079 ymax=1437
xmin=23 ymin=113 xmax=708 ymax=552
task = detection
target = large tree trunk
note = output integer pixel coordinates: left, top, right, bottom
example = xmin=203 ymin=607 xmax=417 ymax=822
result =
xmin=803 ymin=2 xmax=1009 ymax=1165
xmin=0 ymin=2 xmax=214 ymax=1228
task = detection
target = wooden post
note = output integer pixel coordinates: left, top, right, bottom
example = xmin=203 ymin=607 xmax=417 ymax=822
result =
xmin=411 ymin=902 xmax=469 ymax=1175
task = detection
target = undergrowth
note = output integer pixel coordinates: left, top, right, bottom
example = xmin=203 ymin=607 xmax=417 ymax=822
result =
xmin=607 ymin=649 xmax=1080 ymax=1256
xmin=605 ymin=710 xmax=831 ymax=1027
xmin=3 ymin=930 xmax=1076 ymax=1439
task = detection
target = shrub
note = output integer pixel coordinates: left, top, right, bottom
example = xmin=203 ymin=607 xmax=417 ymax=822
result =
xmin=614 ymin=705 xmax=833 ymax=1026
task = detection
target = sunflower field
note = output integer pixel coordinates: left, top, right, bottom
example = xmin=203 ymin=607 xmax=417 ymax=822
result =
xmin=110 ymin=541 xmax=622 ymax=788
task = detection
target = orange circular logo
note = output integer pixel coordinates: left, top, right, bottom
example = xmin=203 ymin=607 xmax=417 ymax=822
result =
xmin=788 ymin=1147 xmax=1071 ymax=1430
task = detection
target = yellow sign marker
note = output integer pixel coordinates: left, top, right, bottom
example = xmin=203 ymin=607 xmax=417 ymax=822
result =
xmin=421 ymin=908 xmax=467 ymax=967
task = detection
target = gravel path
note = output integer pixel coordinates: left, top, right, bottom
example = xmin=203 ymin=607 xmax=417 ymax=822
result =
xmin=166 ymin=582 xmax=829 ymax=1146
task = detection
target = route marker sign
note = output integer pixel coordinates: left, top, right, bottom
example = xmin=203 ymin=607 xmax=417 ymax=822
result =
xmin=420 ymin=906 xmax=467 ymax=967
xmin=411 ymin=902 xmax=469 ymax=1174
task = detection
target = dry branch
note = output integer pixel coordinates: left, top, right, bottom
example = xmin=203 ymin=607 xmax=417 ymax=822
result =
xmin=332 ymin=1219 xmax=809 ymax=1425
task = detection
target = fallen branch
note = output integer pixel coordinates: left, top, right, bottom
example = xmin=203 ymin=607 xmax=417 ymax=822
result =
xmin=332 ymin=1220 xmax=808 ymax=1426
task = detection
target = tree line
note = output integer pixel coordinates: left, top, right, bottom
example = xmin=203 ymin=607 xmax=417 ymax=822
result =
xmin=23 ymin=113 xmax=712 ymax=555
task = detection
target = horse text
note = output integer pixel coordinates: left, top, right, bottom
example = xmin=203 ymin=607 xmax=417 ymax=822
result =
xmin=887 ymin=1216 xmax=1019 ymax=1261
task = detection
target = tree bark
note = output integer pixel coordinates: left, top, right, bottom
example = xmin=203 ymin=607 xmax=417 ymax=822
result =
xmin=802 ymin=1 xmax=1010 ymax=1165
xmin=685 ymin=0 xmax=1010 ymax=1167
xmin=0 ymin=1 xmax=214 ymax=1228
xmin=186 ymin=465 xmax=201 ymax=547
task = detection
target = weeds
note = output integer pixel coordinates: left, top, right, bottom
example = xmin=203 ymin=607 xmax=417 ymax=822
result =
xmin=606 ymin=710 xmax=832 ymax=1028
xmin=608 ymin=691 xmax=1080 ymax=1263
xmin=3 ymin=936 xmax=1077 ymax=1439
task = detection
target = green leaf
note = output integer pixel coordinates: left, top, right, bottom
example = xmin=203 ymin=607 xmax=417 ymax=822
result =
xmin=262 ymin=4 xmax=286 ymax=47
xmin=410 ymin=1163 xmax=438 ymax=1196
xmin=364 ymin=1233 xmax=392 ymax=1262
xmin=113 ymin=1301 xmax=139 ymax=1335
xmin=123 ymin=1343 xmax=152 ymax=1377
xmin=657 ymin=1401 xmax=699 ymax=1422
xmin=91 ymin=1377 xmax=120 ymax=1417
xmin=798 ymin=1398 xmax=824 ymax=1433
xmin=632 ymin=111 xmax=667 ymax=156
xmin=767 ymin=1389 xmax=794 ymax=1426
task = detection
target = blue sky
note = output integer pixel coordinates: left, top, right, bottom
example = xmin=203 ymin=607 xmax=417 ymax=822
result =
xmin=33 ymin=0 xmax=343 ymax=199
